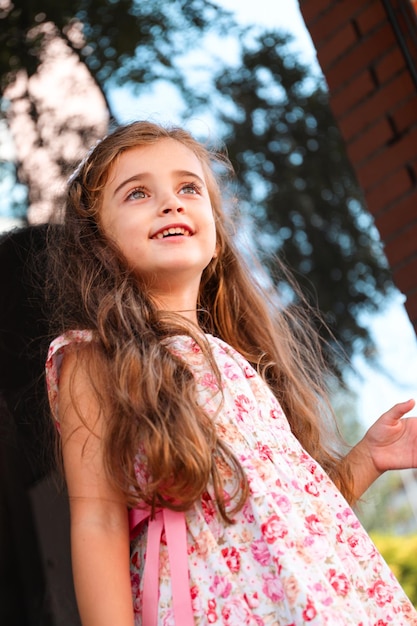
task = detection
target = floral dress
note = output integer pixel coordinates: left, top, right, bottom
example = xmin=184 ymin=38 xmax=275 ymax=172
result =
xmin=46 ymin=331 xmax=417 ymax=626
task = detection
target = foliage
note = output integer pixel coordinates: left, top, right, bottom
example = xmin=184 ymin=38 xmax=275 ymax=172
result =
xmin=370 ymin=533 xmax=417 ymax=608
xmin=356 ymin=471 xmax=417 ymax=536
xmin=0 ymin=0 xmax=234 ymax=100
xmin=210 ymin=31 xmax=394 ymax=372
xmin=0 ymin=0 xmax=235 ymax=220
xmin=329 ymin=383 xmax=363 ymax=446
xmin=0 ymin=114 xmax=28 ymax=218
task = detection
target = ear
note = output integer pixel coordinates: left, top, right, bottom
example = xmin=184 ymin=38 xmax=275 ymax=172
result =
xmin=212 ymin=243 xmax=220 ymax=259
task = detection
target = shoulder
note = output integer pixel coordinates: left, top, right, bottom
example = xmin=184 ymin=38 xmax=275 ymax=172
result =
xmin=46 ymin=330 xmax=95 ymax=424
xmin=47 ymin=329 xmax=94 ymax=360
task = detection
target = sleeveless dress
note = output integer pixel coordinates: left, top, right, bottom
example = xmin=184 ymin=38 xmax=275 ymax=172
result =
xmin=46 ymin=331 xmax=417 ymax=626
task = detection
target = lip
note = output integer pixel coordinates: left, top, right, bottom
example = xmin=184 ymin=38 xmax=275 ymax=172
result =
xmin=150 ymin=222 xmax=194 ymax=239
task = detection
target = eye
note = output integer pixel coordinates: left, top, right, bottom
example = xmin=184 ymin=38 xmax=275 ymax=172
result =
xmin=126 ymin=187 xmax=147 ymax=201
xmin=179 ymin=182 xmax=201 ymax=195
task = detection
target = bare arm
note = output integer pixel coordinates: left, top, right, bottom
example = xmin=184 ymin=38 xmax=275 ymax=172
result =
xmin=343 ymin=399 xmax=417 ymax=501
xmin=59 ymin=350 xmax=135 ymax=626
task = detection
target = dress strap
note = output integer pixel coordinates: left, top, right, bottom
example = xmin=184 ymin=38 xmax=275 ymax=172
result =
xmin=129 ymin=507 xmax=194 ymax=625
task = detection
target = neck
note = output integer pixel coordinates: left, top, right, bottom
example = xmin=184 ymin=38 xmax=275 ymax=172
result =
xmin=151 ymin=291 xmax=200 ymax=325
xmin=138 ymin=272 xmax=203 ymax=324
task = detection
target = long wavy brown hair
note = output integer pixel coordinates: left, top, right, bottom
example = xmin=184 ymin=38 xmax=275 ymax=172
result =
xmin=47 ymin=120 xmax=354 ymax=521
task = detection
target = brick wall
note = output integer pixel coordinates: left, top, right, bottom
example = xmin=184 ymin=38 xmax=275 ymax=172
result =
xmin=299 ymin=0 xmax=417 ymax=332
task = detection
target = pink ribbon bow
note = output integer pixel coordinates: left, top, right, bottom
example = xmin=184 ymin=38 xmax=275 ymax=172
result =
xmin=129 ymin=507 xmax=194 ymax=625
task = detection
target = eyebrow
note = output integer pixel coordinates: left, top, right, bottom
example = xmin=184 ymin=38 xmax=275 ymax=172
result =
xmin=112 ymin=169 xmax=206 ymax=198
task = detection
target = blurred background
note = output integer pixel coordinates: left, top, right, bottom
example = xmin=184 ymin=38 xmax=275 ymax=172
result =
xmin=1 ymin=0 xmax=417 ymax=623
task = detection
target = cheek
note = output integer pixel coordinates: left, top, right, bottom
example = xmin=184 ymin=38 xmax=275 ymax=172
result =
xmin=209 ymin=222 xmax=218 ymax=257
xmin=98 ymin=216 xmax=134 ymax=259
xmin=97 ymin=209 xmax=114 ymax=239
xmin=102 ymin=213 xmax=142 ymax=242
xmin=209 ymin=212 xmax=220 ymax=258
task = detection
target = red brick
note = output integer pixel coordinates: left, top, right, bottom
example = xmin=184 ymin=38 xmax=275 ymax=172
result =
xmin=347 ymin=117 xmax=393 ymax=164
xmin=338 ymin=72 xmax=415 ymax=140
xmin=307 ymin=15 xmax=347 ymax=46
xmin=299 ymin=0 xmax=333 ymax=24
xmin=355 ymin=1 xmax=386 ymax=35
xmin=364 ymin=168 xmax=413 ymax=214
xmin=306 ymin=1 xmax=370 ymax=45
xmin=306 ymin=18 xmax=332 ymax=46
xmin=330 ymin=70 xmax=375 ymax=117
xmin=301 ymin=0 xmax=417 ymax=338
xmin=393 ymin=257 xmax=417 ymax=293
xmin=374 ymin=47 xmax=405 ymax=84
xmin=327 ymin=1 xmax=376 ymax=37
xmin=325 ymin=23 xmax=396 ymax=86
xmin=384 ymin=222 xmax=417 ymax=266
xmin=357 ymin=128 xmax=417 ymax=190
xmin=404 ymin=292 xmax=417 ymax=334
xmin=376 ymin=191 xmax=417 ymax=236
xmin=316 ymin=22 xmax=358 ymax=68
xmin=391 ymin=95 xmax=417 ymax=134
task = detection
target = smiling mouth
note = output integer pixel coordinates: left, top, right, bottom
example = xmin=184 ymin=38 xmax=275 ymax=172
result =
xmin=153 ymin=227 xmax=192 ymax=239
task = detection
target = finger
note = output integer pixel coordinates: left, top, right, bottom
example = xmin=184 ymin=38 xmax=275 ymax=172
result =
xmin=381 ymin=399 xmax=415 ymax=422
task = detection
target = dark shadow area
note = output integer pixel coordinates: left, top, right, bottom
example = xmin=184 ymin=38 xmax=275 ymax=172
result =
xmin=0 ymin=225 xmax=80 ymax=626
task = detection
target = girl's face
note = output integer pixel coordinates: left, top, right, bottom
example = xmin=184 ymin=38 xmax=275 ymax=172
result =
xmin=100 ymin=138 xmax=217 ymax=306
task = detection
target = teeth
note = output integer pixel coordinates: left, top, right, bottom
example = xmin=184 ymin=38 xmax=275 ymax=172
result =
xmin=154 ymin=227 xmax=190 ymax=239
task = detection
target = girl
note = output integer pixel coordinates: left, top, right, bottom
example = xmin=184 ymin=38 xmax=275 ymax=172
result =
xmin=45 ymin=121 xmax=417 ymax=625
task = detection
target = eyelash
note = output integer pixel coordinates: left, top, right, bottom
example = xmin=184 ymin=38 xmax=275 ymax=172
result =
xmin=179 ymin=182 xmax=201 ymax=195
xmin=126 ymin=186 xmax=147 ymax=201
xmin=125 ymin=182 xmax=202 ymax=201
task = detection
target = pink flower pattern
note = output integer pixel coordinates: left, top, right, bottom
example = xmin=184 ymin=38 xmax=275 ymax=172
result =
xmin=46 ymin=332 xmax=417 ymax=625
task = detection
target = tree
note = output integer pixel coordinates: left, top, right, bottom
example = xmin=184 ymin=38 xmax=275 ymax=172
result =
xmin=209 ymin=31 xmax=394 ymax=372
xmin=0 ymin=0 xmax=233 ymax=103
xmin=0 ymin=0 xmax=234 ymax=220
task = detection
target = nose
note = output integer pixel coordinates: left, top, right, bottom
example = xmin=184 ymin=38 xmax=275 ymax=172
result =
xmin=160 ymin=190 xmax=185 ymax=215
xmin=162 ymin=205 xmax=184 ymax=214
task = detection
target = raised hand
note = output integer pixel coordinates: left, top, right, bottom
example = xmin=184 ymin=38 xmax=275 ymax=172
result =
xmin=362 ymin=399 xmax=417 ymax=473
xmin=343 ymin=399 xmax=417 ymax=501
